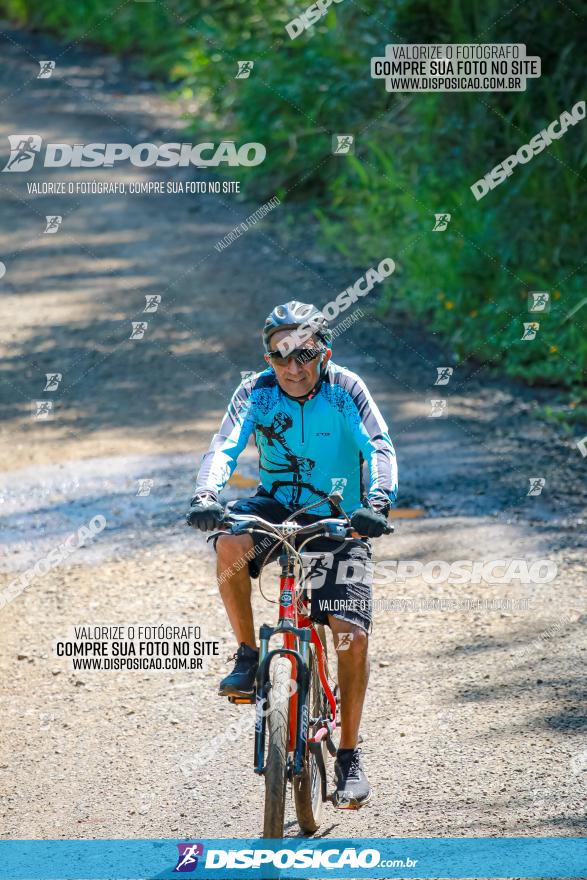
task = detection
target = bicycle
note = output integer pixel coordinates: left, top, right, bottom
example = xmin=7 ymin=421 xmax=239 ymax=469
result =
xmin=209 ymin=491 xmax=393 ymax=837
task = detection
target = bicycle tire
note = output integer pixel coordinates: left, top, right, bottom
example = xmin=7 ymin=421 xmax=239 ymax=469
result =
xmin=262 ymin=656 xmax=291 ymax=838
xmin=293 ymin=625 xmax=329 ymax=833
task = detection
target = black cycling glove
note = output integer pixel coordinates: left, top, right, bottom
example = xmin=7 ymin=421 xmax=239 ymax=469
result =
xmin=350 ymin=506 xmax=390 ymax=538
xmin=186 ymin=492 xmax=225 ymax=532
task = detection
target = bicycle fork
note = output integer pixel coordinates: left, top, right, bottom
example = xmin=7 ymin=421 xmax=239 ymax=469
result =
xmin=254 ymin=623 xmax=311 ymax=778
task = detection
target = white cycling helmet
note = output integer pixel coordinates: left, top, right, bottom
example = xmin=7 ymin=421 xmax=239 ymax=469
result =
xmin=262 ymin=301 xmax=332 ymax=352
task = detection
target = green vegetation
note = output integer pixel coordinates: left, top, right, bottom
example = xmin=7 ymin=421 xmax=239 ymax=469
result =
xmin=2 ymin=0 xmax=585 ymax=386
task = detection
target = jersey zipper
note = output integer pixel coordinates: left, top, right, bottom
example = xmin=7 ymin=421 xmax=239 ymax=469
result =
xmin=299 ymin=401 xmax=305 ymax=443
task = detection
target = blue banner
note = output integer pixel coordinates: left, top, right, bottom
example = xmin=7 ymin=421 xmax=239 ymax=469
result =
xmin=0 ymin=837 xmax=585 ymax=879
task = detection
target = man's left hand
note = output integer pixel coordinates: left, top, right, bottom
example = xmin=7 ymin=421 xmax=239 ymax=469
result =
xmin=350 ymin=507 xmax=390 ymax=538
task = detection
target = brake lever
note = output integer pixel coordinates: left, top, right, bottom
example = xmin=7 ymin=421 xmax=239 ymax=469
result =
xmin=206 ymin=514 xmax=235 ymax=541
xmin=205 ymin=523 xmax=231 ymax=543
xmin=346 ymin=522 xmax=394 ymax=538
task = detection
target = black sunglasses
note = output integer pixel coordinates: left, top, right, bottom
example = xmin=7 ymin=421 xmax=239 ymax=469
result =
xmin=267 ymin=347 xmax=322 ymax=365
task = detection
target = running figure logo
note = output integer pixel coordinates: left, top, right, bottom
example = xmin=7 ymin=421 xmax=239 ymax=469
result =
xmin=2 ymin=135 xmax=42 ymax=172
xmin=174 ymin=843 xmax=204 ymax=872
xmin=528 ymin=291 xmax=550 ymax=313
xmin=33 ymin=400 xmax=54 ymax=420
xmin=527 ymin=477 xmax=545 ymax=496
xmin=44 ymin=373 xmax=62 ymax=391
xmin=235 ymin=61 xmax=254 ymax=79
xmin=143 ymin=295 xmax=161 ymax=313
xmin=429 ymin=399 xmax=447 ymax=418
xmin=44 ymin=215 xmax=62 ymax=234
xmin=330 ymin=476 xmax=347 ymax=494
xmin=336 ymin=632 xmax=354 ymax=652
xmin=332 ymin=135 xmax=354 ymax=154
xmin=434 ymin=367 xmax=453 ymax=386
xmin=433 ymin=213 xmax=451 ymax=231
xmin=521 ymin=322 xmax=539 ymax=340
xmin=37 ymin=61 xmax=56 ymax=78
xmin=129 ymin=321 xmax=148 ymax=340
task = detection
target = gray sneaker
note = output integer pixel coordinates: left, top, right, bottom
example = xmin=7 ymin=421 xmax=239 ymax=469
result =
xmin=332 ymin=748 xmax=371 ymax=809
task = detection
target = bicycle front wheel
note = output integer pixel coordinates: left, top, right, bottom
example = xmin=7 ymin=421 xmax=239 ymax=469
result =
xmin=293 ymin=626 xmax=328 ymax=833
xmin=262 ymin=656 xmax=291 ymax=838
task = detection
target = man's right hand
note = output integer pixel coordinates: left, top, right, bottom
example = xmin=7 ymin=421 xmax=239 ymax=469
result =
xmin=186 ymin=493 xmax=225 ymax=531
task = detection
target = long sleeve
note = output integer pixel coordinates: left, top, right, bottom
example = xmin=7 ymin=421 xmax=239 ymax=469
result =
xmin=194 ymin=381 xmax=255 ymax=498
xmin=346 ymin=374 xmax=398 ymax=512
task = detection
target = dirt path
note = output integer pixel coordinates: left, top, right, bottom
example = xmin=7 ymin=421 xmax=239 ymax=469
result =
xmin=0 ymin=27 xmax=586 ymax=842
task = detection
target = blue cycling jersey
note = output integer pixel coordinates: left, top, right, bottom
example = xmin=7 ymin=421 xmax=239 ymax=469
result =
xmin=195 ymin=360 xmax=398 ymax=517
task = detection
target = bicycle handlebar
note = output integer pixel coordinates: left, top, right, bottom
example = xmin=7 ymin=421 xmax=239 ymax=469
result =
xmin=219 ymin=511 xmax=393 ymax=539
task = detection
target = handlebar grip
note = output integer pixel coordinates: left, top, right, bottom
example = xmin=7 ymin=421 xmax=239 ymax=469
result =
xmin=347 ymin=523 xmax=394 ymax=538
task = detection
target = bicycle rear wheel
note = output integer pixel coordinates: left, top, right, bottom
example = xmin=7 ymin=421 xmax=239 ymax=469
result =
xmin=293 ymin=625 xmax=328 ymax=833
xmin=262 ymin=656 xmax=291 ymax=838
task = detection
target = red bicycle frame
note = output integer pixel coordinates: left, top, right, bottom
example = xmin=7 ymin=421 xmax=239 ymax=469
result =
xmin=253 ymin=549 xmax=338 ymax=778
xmin=278 ymin=567 xmax=337 ymax=754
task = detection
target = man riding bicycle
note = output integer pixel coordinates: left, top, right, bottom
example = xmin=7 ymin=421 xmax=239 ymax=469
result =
xmin=187 ymin=301 xmax=398 ymax=808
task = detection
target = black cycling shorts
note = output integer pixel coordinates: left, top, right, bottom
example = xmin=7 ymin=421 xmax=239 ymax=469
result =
xmin=212 ymin=488 xmax=374 ymax=634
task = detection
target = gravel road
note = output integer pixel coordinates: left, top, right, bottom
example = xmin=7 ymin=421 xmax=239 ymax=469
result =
xmin=0 ymin=26 xmax=586 ymax=843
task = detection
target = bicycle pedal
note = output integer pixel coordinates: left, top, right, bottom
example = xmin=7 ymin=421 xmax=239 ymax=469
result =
xmin=329 ymin=792 xmax=372 ymax=811
xmin=227 ymin=695 xmax=255 ymax=705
